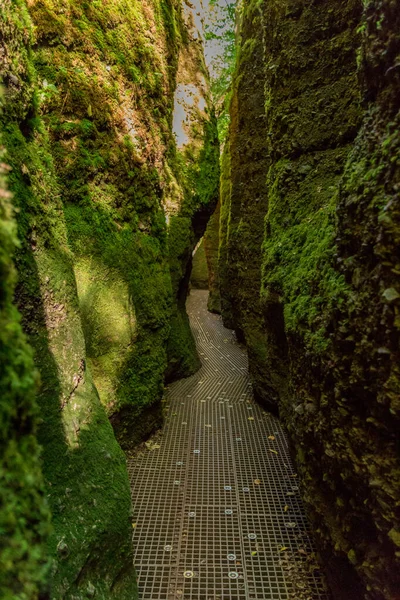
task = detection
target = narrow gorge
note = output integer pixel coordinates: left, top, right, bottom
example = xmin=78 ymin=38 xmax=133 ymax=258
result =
xmin=0 ymin=1 xmax=399 ymax=599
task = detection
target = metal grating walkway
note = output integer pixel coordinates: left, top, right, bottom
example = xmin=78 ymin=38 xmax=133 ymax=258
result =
xmin=128 ymin=289 xmax=330 ymax=600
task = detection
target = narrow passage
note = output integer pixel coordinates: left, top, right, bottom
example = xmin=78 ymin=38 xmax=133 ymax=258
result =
xmin=128 ymin=290 xmax=330 ymax=600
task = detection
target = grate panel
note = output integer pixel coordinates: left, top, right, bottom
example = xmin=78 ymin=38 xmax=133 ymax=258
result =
xmin=128 ymin=290 xmax=331 ymax=599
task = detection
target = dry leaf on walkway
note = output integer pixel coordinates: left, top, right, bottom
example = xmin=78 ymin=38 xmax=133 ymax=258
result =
xmin=145 ymin=441 xmax=161 ymax=451
xmin=268 ymin=435 xmax=275 ymax=441
xmin=254 ymin=479 xmax=261 ymax=485
xmin=269 ymin=449 xmax=278 ymax=455
xmin=248 ymin=417 xmax=255 ymax=421
xmin=284 ymin=505 xmax=289 ymax=512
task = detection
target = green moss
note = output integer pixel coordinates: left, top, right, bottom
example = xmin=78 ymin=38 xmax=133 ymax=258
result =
xmin=261 ymin=151 xmax=351 ymax=353
xmin=191 ymin=239 xmax=209 ymax=289
xmin=203 ymin=199 xmax=221 ymax=313
xmin=166 ymin=111 xmax=220 ymax=380
xmin=166 ymin=214 xmax=200 ymax=379
xmin=1 ymin=0 xmax=219 ymax=594
xmin=64 ymin=201 xmax=171 ymax=432
xmin=218 ymin=140 xmax=234 ymax=327
xmin=0 ymin=97 xmax=51 ymax=600
xmin=1 ymin=1 xmax=137 ymax=597
xmin=221 ymin=0 xmax=400 ymax=597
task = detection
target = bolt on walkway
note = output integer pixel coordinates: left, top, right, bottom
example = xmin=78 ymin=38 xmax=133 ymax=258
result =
xmin=128 ymin=289 xmax=330 ymax=600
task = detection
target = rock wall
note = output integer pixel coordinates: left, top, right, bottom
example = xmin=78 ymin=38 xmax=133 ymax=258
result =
xmin=0 ymin=93 xmax=50 ymax=599
xmin=218 ymin=1 xmax=274 ymax=408
xmin=191 ymin=239 xmax=209 ymax=289
xmin=0 ymin=0 xmax=217 ymax=597
xmin=166 ymin=0 xmax=220 ymax=380
xmin=1 ymin=2 xmax=137 ymax=598
xmin=204 ymin=198 xmax=221 ymax=313
xmin=219 ymin=0 xmax=400 ymax=597
xmin=26 ymin=0 xmax=218 ymax=444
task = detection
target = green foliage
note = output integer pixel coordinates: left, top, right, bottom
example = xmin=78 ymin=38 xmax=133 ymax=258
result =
xmin=183 ymin=111 xmax=220 ymax=215
xmin=205 ymin=0 xmax=237 ymax=141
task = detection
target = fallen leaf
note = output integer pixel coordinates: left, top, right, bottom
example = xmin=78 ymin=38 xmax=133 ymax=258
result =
xmin=205 ymin=424 xmax=212 ymax=428
xmin=145 ymin=441 xmax=161 ymax=451
xmin=132 ymin=523 xmax=137 ymax=529
xmin=280 ymin=547 xmax=288 ymax=552
xmin=254 ymin=479 xmax=261 ymax=485
xmin=268 ymin=435 xmax=275 ymax=441
xmin=248 ymin=417 xmax=254 ymax=421
xmin=251 ymin=551 xmax=257 ymax=556
xmin=284 ymin=505 xmax=289 ymax=512
xmin=269 ymin=449 xmax=278 ymax=455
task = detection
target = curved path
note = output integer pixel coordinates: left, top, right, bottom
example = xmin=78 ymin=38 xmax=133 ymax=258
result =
xmin=128 ymin=290 xmax=330 ymax=600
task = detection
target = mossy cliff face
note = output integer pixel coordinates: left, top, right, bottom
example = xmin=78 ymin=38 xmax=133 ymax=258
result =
xmin=0 ymin=100 xmax=50 ymax=599
xmin=218 ymin=137 xmax=234 ymax=327
xmin=26 ymin=0 xmax=218 ymax=443
xmin=204 ymin=198 xmax=221 ymax=313
xmin=309 ymin=1 xmax=399 ymax=596
xmin=166 ymin=0 xmax=220 ymax=380
xmin=190 ymin=199 xmax=222 ymax=314
xmin=218 ymin=1 xmax=274 ymax=407
xmin=1 ymin=2 xmax=137 ymax=599
xmin=219 ymin=0 xmax=400 ymax=597
xmin=0 ymin=0 xmax=217 ymax=597
xmin=191 ymin=239 xmax=209 ymax=289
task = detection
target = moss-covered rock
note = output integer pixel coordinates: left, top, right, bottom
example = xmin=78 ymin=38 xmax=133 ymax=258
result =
xmin=1 ymin=2 xmax=137 ymax=598
xmin=166 ymin=3 xmax=220 ymax=380
xmin=204 ymin=199 xmax=221 ymax=313
xmin=0 ymin=95 xmax=50 ymax=600
xmin=218 ymin=0 xmax=276 ymax=408
xmin=191 ymin=239 xmax=209 ymax=289
xmin=1 ymin=0 xmax=218 ymax=596
xmin=219 ymin=0 xmax=400 ymax=597
xmin=218 ymin=137 xmax=235 ymax=328
xmin=23 ymin=0 xmax=218 ymax=439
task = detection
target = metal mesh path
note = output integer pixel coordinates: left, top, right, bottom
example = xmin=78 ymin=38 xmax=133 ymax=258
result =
xmin=128 ymin=290 xmax=330 ymax=600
